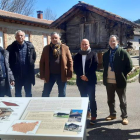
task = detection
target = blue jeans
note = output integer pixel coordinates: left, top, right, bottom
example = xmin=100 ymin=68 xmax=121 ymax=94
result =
xmin=42 ymin=74 xmax=67 ymax=97
xmin=77 ymin=81 xmax=97 ymax=118
xmin=15 ymin=79 xmax=32 ymax=97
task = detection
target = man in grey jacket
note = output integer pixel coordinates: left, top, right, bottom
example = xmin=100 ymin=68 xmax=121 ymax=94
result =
xmin=0 ymin=46 xmax=14 ymax=97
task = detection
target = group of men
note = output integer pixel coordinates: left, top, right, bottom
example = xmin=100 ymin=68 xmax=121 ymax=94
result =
xmin=0 ymin=30 xmax=133 ymax=126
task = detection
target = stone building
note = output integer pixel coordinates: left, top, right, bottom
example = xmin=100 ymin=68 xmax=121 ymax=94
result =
xmin=50 ymin=2 xmax=140 ymax=53
xmin=0 ymin=10 xmax=61 ymax=64
xmin=0 ymin=2 xmax=140 ymax=65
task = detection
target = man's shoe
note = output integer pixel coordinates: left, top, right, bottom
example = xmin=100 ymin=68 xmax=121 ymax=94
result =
xmin=122 ymin=118 xmax=128 ymax=125
xmin=90 ymin=117 xmax=96 ymax=125
xmin=87 ymin=111 xmax=91 ymax=119
xmin=106 ymin=115 xmax=116 ymax=121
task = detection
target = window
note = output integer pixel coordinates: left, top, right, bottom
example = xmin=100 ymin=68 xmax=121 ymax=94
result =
xmin=0 ymin=31 xmax=4 ymax=48
xmin=25 ymin=34 xmax=29 ymax=41
xmin=44 ymin=35 xmax=48 ymax=46
xmin=139 ymin=39 xmax=140 ymax=44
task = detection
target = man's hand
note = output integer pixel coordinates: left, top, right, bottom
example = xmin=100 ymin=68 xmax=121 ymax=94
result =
xmin=41 ymin=78 xmax=46 ymax=83
xmin=80 ymin=75 xmax=88 ymax=81
xmin=41 ymin=78 xmax=45 ymax=80
xmin=10 ymin=81 xmax=15 ymax=86
xmin=67 ymin=77 xmax=71 ymax=80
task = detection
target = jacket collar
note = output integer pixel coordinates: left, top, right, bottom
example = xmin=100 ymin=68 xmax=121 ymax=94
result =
xmin=12 ymin=41 xmax=34 ymax=50
xmin=108 ymin=46 xmax=121 ymax=55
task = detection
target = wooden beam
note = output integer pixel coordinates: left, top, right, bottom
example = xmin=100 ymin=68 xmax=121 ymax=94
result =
xmin=16 ymin=21 xmax=21 ymax=24
xmin=51 ymin=8 xmax=80 ymax=28
xmin=11 ymin=20 xmax=16 ymax=23
xmin=4 ymin=19 xmax=10 ymax=22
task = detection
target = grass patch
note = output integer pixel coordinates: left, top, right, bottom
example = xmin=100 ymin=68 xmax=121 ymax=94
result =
xmin=96 ymin=70 xmax=103 ymax=82
xmin=71 ymin=74 xmax=76 ymax=80
xmin=127 ymin=69 xmax=139 ymax=80
xmin=68 ymin=68 xmax=139 ymax=85
xmin=67 ymin=80 xmax=76 ymax=85
xmin=68 ymin=70 xmax=104 ymax=84
xmin=36 ymin=68 xmax=139 ymax=85
xmin=55 ymin=115 xmax=69 ymax=118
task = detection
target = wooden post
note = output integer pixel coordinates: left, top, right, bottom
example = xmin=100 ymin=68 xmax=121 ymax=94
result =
xmin=97 ymin=52 xmax=103 ymax=69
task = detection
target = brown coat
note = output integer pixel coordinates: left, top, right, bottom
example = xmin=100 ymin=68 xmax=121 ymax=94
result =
xmin=40 ymin=44 xmax=73 ymax=83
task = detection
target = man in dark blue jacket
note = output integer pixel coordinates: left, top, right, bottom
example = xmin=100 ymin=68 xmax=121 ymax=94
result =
xmin=103 ymin=35 xmax=132 ymax=125
xmin=74 ymin=39 xmax=98 ymax=125
xmin=7 ymin=30 xmax=36 ymax=97
xmin=0 ymin=46 xmax=14 ymax=97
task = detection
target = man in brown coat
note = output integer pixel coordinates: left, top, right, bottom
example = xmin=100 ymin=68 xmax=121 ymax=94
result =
xmin=40 ymin=32 xmax=73 ymax=97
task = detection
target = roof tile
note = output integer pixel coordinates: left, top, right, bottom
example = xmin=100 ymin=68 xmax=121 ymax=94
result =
xmin=0 ymin=9 xmax=53 ymax=25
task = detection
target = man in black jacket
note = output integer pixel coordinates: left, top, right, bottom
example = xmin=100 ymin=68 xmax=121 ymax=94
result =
xmin=7 ymin=30 xmax=36 ymax=97
xmin=103 ymin=35 xmax=132 ymax=125
xmin=0 ymin=46 xmax=14 ymax=97
xmin=74 ymin=39 xmax=98 ymax=125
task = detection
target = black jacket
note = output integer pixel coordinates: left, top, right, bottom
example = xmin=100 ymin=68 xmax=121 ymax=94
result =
xmin=7 ymin=41 xmax=36 ymax=85
xmin=0 ymin=47 xmax=14 ymax=97
xmin=103 ymin=47 xmax=133 ymax=88
xmin=74 ymin=51 xmax=98 ymax=85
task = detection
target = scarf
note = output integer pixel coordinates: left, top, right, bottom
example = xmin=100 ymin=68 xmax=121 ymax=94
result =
xmin=50 ymin=42 xmax=61 ymax=58
xmin=109 ymin=45 xmax=118 ymax=71
xmin=79 ymin=47 xmax=91 ymax=55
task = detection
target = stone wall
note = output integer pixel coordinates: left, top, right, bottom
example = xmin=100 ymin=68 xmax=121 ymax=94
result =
xmin=0 ymin=21 xmax=61 ymax=65
xmin=30 ymin=33 xmax=44 ymax=64
xmin=6 ymin=30 xmax=16 ymax=46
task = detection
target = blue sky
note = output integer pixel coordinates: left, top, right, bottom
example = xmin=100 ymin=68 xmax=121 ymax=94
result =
xmin=34 ymin=0 xmax=140 ymax=21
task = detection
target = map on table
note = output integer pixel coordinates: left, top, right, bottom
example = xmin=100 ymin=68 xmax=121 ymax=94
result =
xmin=6 ymin=120 xmax=41 ymax=134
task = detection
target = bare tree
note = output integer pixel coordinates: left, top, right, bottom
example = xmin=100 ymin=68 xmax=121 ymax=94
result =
xmin=44 ymin=8 xmax=57 ymax=20
xmin=0 ymin=0 xmax=10 ymax=10
xmin=0 ymin=0 xmax=35 ymax=16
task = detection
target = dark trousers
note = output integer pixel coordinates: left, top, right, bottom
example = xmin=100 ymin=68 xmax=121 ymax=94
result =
xmin=15 ymin=78 xmax=32 ymax=97
xmin=0 ymin=78 xmax=6 ymax=97
xmin=42 ymin=74 xmax=67 ymax=97
xmin=77 ymin=81 xmax=97 ymax=118
xmin=106 ymin=83 xmax=127 ymax=118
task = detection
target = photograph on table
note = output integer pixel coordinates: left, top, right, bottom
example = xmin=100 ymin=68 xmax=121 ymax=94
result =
xmin=64 ymin=122 xmax=82 ymax=133
xmin=53 ymin=111 xmax=70 ymax=119
xmin=68 ymin=109 xmax=83 ymax=122
xmin=0 ymin=108 xmax=13 ymax=120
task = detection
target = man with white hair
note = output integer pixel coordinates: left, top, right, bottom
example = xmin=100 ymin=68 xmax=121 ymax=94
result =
xmin=74 ymin=39 xmax=98 ymax=125
xmin=7 ymin=30 xmax=36 ymax=97
xmin=40 ymin=32 xmax=73 ymax=97
xmin=103 ymin=35 xmax=132 ymax=125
